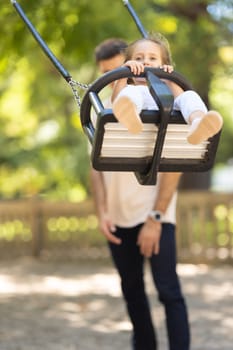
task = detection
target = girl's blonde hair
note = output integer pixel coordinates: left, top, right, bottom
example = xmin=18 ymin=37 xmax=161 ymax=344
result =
xmin=125 ymin=32 xmax=173 ymax=65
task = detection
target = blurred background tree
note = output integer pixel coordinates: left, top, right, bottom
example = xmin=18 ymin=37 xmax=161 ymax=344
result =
xmin=0 ymin=0 xmax=232 ymax=200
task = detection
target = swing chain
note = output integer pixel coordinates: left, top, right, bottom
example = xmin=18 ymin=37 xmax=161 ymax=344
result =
xmin=69 ymin=78 xmax=91 ymax=108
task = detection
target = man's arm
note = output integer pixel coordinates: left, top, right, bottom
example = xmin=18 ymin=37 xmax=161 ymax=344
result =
xmin=153 ymin=172 xmax=182 ymax=213
xmin=90 ymin=168 xmax=121 ymax=245
xmin=137 ymin=172 xmax=182 ymax=257
xmin=90 ymin=168 xmax=107 ymax=220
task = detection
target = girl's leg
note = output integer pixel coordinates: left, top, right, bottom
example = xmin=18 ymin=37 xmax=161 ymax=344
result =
xmin=112 ymin=85 xmax=143 ymax=134
xmin=174 ymin=91 xmax=223 ymax=144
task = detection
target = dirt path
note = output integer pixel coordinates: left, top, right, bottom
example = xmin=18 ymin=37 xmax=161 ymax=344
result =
xmin=0 ymin=257 xmax=233 ymax=350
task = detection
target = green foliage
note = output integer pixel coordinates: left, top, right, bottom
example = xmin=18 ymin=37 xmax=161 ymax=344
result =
xmin=0 ymin=213 xmax=103 ymax=246
xmin=0 ymin=0 xmax=232 ymax=200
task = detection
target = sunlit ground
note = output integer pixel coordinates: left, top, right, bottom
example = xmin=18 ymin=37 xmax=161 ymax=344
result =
xmin=0 ymin=258 xmax=233 ymax=350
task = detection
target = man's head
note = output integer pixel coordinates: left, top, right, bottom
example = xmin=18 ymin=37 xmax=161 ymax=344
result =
xmin=94 ymin=38 xmax=127 ymax=74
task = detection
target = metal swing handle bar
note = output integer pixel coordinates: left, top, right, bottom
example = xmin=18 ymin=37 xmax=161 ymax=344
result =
xmin=80 ymin=66 xmax=192 ymax=143
xmin=122 ymin=0 xmax=148 ymax=38
xmin=10 ymin=0 xmax=71 ymax=82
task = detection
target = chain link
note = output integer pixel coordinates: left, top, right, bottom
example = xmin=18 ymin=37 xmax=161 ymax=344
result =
xmin=69 ymin=78 xmax=91 ymax=108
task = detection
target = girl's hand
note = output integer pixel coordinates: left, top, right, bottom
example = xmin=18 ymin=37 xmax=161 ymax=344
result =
xmin=124 ymin=60 xmax=145 ymax=75
xmin=160 ymin=64 xmax=174 ymax=73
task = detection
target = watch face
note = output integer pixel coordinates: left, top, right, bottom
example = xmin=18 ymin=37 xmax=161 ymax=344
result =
xmin=155 ymin=212 xmax=161 ymax=220
xmin=149 ymin=210 xmax=162 ymax=222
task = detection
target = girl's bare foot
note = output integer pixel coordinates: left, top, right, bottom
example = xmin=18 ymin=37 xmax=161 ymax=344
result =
xmin=187 ymin=111 xmax=223 ymax=145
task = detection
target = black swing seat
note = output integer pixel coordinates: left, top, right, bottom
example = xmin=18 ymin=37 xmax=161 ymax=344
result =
xmin=80 ymin=67 xmax=221 ymax=185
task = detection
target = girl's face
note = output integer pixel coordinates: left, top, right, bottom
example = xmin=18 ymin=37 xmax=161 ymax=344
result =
xmin=131 ymin=40 xmax=164 ymax=67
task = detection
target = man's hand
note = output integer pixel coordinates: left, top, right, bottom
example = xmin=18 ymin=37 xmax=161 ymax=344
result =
xmin=99 ymin=213 xmax=121 ymax=245
xmin=137 ymin=219 xmax=162 ymax=257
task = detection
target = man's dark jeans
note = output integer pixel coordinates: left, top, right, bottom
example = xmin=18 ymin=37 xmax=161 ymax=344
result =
xmin=108 ymin=223 xmax=190 ymax=350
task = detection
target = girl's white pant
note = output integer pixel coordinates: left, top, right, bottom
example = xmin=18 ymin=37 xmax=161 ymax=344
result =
xmin=116 ymin=85 xmax=207 ymax=124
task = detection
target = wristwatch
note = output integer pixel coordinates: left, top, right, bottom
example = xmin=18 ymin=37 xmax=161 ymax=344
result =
xmin=148 ymin=210 xmax=163 ymax=223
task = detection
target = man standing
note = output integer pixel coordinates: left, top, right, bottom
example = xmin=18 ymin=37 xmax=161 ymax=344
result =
xmin=90 ymin=38 xmax=190 ymax=350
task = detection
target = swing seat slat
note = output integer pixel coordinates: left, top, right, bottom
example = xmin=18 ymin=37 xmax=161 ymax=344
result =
xmin=91 ymin=110 xmax=220 ymax=175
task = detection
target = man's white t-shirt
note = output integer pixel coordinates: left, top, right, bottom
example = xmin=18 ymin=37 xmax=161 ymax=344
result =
xmin=91 ymin=97 xmax=177 ymax=227
xmin=103 ymin=171 xmax=177 ymax=227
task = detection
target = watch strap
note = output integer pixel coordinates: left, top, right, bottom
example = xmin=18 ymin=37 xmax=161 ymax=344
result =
xmin=148 ymin=210 xmax=163 ymax=222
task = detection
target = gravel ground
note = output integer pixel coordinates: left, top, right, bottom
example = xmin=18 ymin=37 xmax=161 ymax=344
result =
xmin=0 ymin=257 xmax=233 ymax=350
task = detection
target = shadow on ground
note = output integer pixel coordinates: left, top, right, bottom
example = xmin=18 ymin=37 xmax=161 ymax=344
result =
xmin=0 ymin=258 xmax=232 ymax=350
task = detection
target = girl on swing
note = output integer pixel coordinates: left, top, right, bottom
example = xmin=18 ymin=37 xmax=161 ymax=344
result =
xmin=112 ymin=33 xmax=223 ymax=145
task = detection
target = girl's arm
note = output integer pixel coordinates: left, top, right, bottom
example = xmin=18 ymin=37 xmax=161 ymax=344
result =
xmin=111 ymin=77 xmax=128 ymax=102
xmin=111 ymin=60 xmax=145 ymax=102
xmin=160 ymin=65 xmax=184 ymax=97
